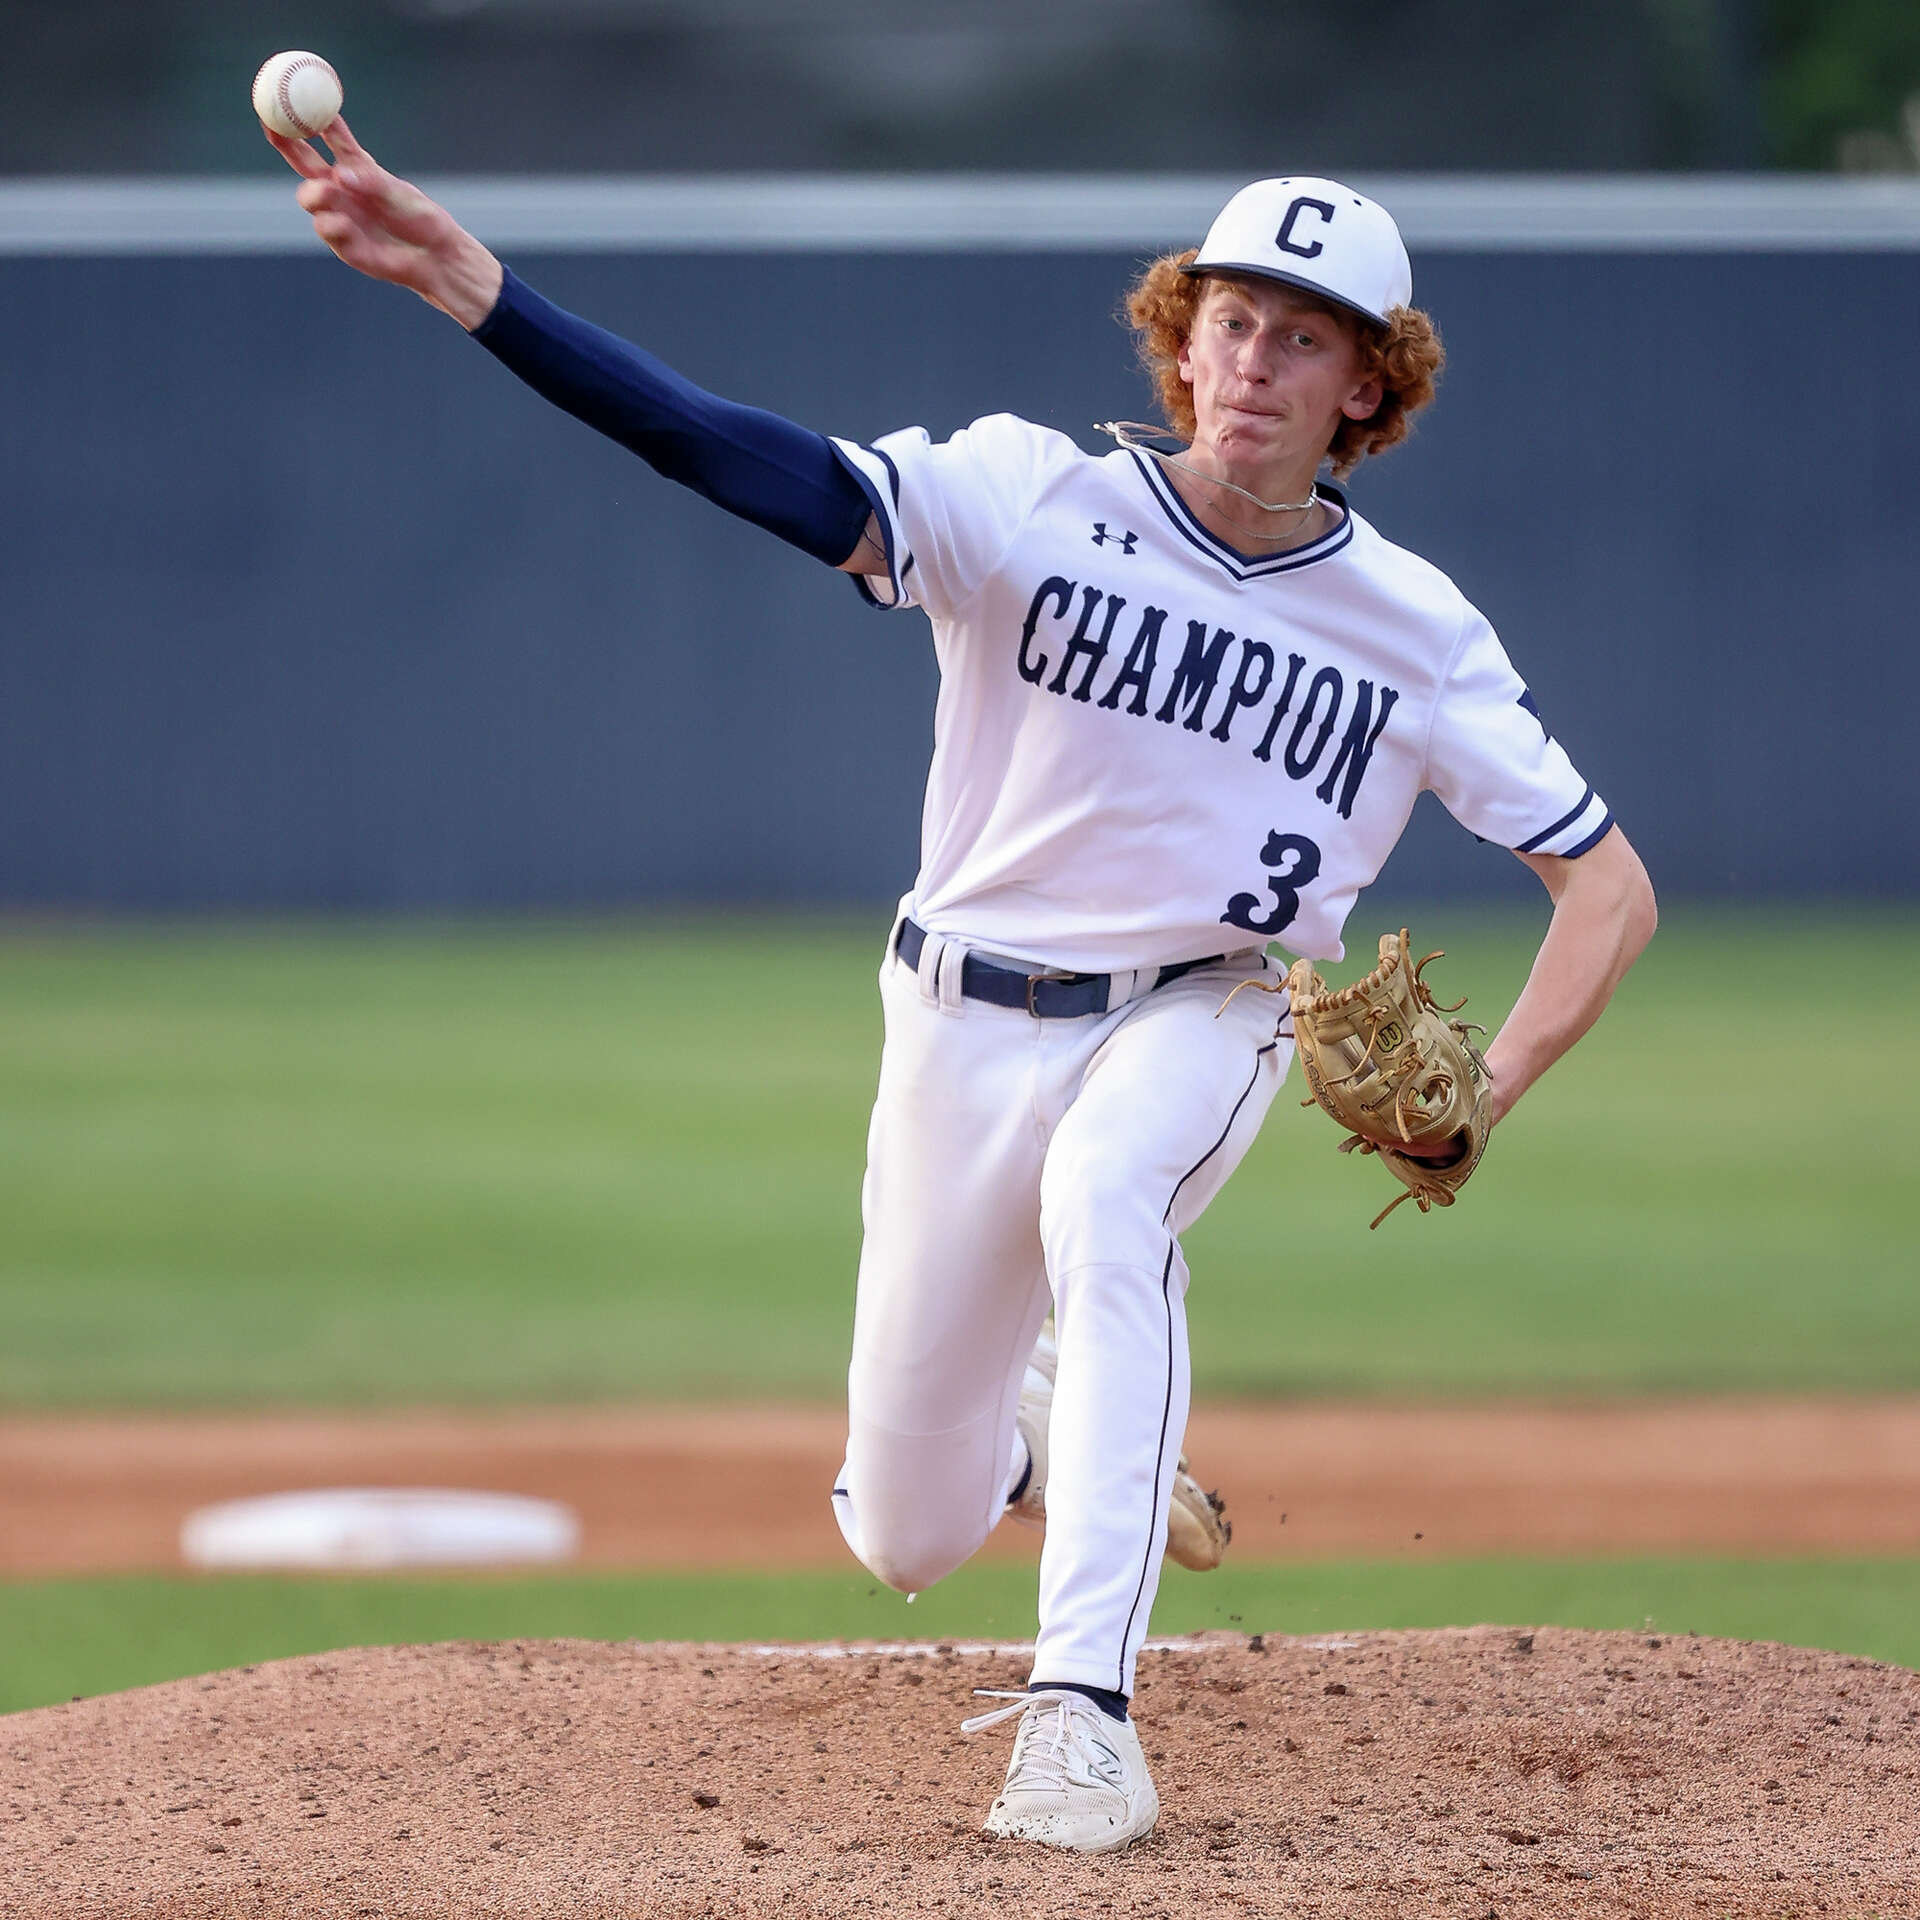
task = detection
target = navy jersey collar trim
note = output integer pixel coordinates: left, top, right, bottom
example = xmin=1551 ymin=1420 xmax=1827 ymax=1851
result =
xmin=1128 ymin=451 xmax=1352 ymax=581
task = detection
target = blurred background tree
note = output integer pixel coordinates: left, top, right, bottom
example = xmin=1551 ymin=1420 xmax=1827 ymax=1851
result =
xmin=1765 ymin=0 xmax=1920 ymax=170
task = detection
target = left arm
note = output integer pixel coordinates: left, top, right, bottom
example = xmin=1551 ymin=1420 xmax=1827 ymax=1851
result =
xmin=1482 ymin=823 xmax=1656 ymax=1125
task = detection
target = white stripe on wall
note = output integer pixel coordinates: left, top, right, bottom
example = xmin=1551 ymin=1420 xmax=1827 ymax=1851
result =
xmin=5 ymin=173 xmax=1920 ymax=256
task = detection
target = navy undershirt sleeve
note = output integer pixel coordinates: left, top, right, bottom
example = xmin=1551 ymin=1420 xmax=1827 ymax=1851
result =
xmin=470 ymin=265 xmax=873 ymax=569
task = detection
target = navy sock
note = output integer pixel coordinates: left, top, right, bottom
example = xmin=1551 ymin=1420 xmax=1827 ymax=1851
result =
xmin=1032 ymin=1679 xmax=1129 ymax=1723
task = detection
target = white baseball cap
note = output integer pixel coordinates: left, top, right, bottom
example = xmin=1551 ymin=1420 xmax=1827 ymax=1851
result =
xmin=1183 ymin=177 xmax=1412 ymax=327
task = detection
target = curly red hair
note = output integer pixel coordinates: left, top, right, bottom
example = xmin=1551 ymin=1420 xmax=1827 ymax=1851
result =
xmin=1123 ymin=250 xmax=1445 ymax=479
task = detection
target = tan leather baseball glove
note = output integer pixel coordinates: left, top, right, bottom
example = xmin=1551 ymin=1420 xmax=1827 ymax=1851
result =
xmin=1285 ymin=929 xmax=1492 ymax=1229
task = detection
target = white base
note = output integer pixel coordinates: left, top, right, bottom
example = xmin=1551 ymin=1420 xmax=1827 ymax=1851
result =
xmin=179 ymin=1488 xmax=581 ymax=1571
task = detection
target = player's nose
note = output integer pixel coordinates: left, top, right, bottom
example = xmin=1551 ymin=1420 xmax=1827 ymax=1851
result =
xmin=1233 ymin=330 xmax=1276 ymax=381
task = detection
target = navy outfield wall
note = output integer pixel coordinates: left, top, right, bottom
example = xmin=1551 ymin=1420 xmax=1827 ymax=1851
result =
xmin=1 ymin=239 xmax=1916 ymax=915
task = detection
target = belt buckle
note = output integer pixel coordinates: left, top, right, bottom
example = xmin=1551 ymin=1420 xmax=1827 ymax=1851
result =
xmin=1024 ymin=969 xmax=1078 ymax=1018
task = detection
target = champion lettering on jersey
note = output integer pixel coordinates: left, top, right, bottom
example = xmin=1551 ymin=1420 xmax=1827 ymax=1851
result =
xmin=833 ymin=416 xmax=1609 ymax=974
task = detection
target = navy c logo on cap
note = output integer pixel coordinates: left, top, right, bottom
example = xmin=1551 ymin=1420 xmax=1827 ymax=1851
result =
xmin=1276 ymin=196 xmax=1336 ymax=259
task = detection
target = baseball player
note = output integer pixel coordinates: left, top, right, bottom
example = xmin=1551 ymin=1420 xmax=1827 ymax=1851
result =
xmin=273 ymin=123 xmax=1657 ymax=1854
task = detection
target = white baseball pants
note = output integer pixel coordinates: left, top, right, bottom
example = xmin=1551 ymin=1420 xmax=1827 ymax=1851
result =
xmin=831 ymin=921 xmax=1291 ymax=1697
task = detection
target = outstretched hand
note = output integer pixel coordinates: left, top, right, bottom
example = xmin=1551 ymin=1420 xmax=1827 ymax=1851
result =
xmin=266 ymin=117 xmax=503 ymax=330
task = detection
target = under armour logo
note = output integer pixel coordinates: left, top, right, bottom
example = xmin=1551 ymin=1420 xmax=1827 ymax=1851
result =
xmin=1091 ymin=522 xmax=1138 ymax=553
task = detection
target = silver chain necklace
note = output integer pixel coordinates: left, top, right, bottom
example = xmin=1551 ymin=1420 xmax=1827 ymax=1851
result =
xmin=1094 ymin=420 xmax=1322 ymax=523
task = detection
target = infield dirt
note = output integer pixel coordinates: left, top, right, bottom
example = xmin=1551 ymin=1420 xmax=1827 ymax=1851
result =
xmin=6 ymin=1628 xmax=1917 ymax=1918
xmin=8 ymin=1398 xmax=1920 ymax=1574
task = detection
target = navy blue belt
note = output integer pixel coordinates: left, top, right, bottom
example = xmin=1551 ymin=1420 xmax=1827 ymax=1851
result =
xmin=895 ymin=918 xmax=1223 ymax=1019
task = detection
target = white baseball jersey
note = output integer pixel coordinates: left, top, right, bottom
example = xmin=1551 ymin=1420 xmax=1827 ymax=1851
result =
xmin=832 ymin=413 xmax=1610 ymax=972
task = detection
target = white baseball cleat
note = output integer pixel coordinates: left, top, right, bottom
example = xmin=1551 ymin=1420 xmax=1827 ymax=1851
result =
xmin=962 ymin=1688 xmax=1159 ymax=1852
xmin=1008 ymin=1320 xmax=1232 ymax=1571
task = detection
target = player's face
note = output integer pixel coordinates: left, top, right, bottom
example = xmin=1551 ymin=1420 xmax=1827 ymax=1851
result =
xmin=1177 ymin=278 xmax=1382 ymax=468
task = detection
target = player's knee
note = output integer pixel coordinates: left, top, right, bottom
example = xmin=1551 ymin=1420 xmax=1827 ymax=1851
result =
xmin=834 ymin=1459 xmax=987 ymax=1594
xmin=854 ymin=1515 xmax=975 ymax=1595
xmin=864 ymin=1547 xmax=951 ymax=1595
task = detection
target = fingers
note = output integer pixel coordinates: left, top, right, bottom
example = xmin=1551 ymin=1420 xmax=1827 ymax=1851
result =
xmin=322 ymin=118 xmax=385 ymax=196
xmin=290 ymin=161 xmax=382 ymax=260
xmin=268 ymin=112 xmax=447 ymax=288
xmin=322 ymin=115 xmax=369 ymax=162
xmin=309 ymin=209 xmax=367 ymax=256
xmin=296 ymin=173 xmax=349 ymax=217
xmin=264 ymin=125 xmax=331 ymax=181
xmin=302 ymin=118 xmax=438 ymax=241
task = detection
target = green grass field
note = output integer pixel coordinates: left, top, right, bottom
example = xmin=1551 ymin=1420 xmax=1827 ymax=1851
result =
xmin=8 ymin=1557 xmax=1920 ymax=1717
xmin=3 ymin=907 xmax=1913 ymax=1709
xmin=0 ymin=904 xmax=1910 ymax=1405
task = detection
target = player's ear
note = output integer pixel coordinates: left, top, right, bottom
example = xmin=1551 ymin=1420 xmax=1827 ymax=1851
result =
xmin=1341 ymin=375 xmax=1383 ymax=422
xmin=1176 ymin=335 xmax=1196 ymax=388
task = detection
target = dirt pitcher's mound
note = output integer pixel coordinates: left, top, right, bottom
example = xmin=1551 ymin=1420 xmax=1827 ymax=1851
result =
xmin=4 ymin=1630 xmax=1916 ymax=1919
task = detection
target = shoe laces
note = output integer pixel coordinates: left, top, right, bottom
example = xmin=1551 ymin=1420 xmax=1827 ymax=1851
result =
xmin=960 ymin=1689 xmax=1122 ymax=1793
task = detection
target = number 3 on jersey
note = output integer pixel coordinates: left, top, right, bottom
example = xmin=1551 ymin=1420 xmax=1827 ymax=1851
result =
xmin=1221 ymin=830 xmax=1322 ymax=935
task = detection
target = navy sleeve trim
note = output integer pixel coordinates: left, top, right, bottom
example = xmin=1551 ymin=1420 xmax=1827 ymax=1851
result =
xmin=872 ymin=447 xmax=919 ymax=589
xmin=830 ymin=443 xmax=907 ymax=609
xmin=1561 ymin=810 xmax=1616 ymax=858
xmin=879 ymin=447 xmax=921 ymax=587
xmin=473 ymin=265 xmax=872 ymax=568
xmin=1516 ymin=783 xmax=1595 ymax=854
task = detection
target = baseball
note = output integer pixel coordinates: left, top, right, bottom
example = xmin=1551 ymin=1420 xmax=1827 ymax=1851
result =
xmin=252 ymin=51 xmax=343 ymax=140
